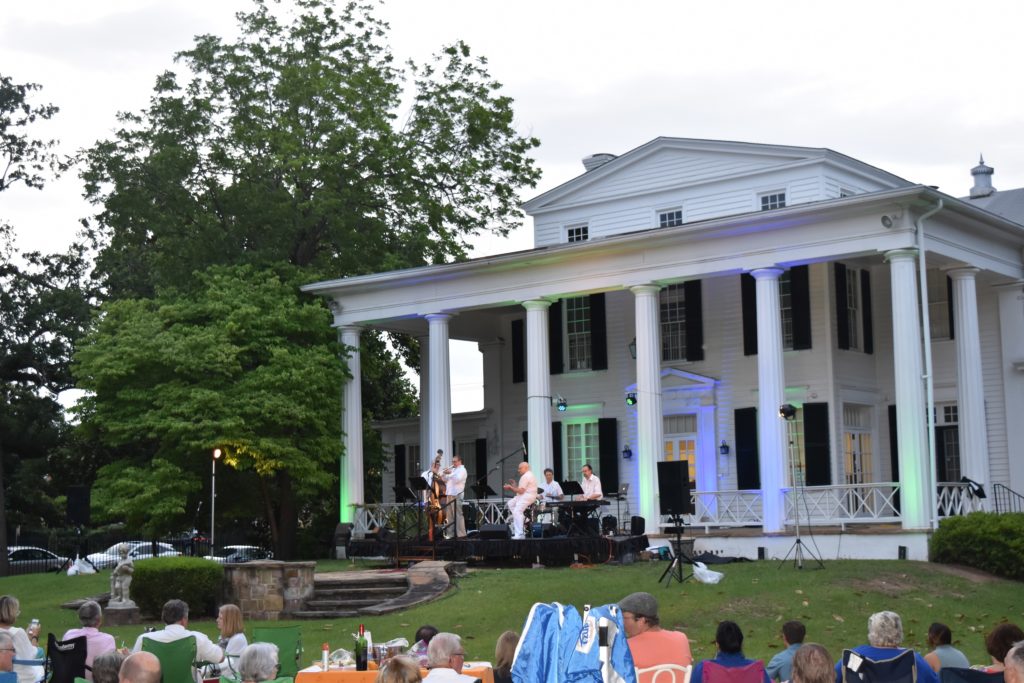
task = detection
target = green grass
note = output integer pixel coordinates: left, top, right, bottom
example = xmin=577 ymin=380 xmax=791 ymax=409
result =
xmin=3 ymin=559 xmax=1021 ymax=666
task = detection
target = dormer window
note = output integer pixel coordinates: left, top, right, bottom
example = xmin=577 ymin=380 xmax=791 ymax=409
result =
xmin=658 ymin=208 xmax=683 ymax=228
xmin=567 ymin=224 xmax=589 ymax=242
xmin=760 ymin=192 xmax=786 ymax=211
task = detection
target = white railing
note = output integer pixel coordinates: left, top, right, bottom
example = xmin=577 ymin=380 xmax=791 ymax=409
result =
xmin=354 ymin=483 xmax=982 ymax=536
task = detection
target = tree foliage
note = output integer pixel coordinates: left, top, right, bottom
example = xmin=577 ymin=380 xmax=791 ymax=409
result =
xmin=81 ymin=0 xmax=541 ymax=299
xmin=0 ymin=74 xmax=61 ymax=193
xmin=73 ymin=264 xmax=345 ymax=554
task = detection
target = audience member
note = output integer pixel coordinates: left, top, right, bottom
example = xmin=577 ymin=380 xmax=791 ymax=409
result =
xmin=791 ymin=644 xmax=833 ymax=683
xmin=834 ymin=611 xmax=938 ymax=683
xmin=206 ymin=604 xmax=247 ymax=680
xmin=691 ymin=621 xmax=770 ymax=683
xmin=92 ymin=651 xmax=126 ymax=683
xmin=0 ymin=632 xmax=15 ymax=673
xmin=118 ymin=652 xmax=161 ymax=683
xmin=493 ymin=631 xmax=518 ymax=683
xmin=132 ymin=599 xmax=224 ymax=680
xmin=1003 ymin=643 xmax=1024 ymax=683
xmin=409 ymin=626 xmax=438 ymax=667
xmin=63 ymin=600 xmax=117 ymax=681
xmin=376 ymin=655 xmax=422 ymax=683
xmin=0 ymin=596 xmax=43 ymax=683
xmin=619 ymin=592 xmax=692 ymax=681
xmin=766 ymin=621 xmax=805 ymax=682
xmin=239 ymin=643 xmax=279 ymax=683
xmin=424 ymin=633 xmax=479 ymax=683
xmin=923 ymin=622 xmax=969 ymax=673
xmin=981 ymin=623 xmax=1024 ymax=673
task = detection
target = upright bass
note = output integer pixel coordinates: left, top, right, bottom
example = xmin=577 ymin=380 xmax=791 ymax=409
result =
xmin=427 ymin=452 xmax=447 ymax=541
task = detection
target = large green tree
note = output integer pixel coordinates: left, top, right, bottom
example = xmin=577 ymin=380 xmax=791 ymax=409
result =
xmin=76 ymin=0 xmax=540 ymax=552
xmin=73 ymin=264 xmax=351 ymax=556
xmin=81 ymin=0 xmax=541 ymax=298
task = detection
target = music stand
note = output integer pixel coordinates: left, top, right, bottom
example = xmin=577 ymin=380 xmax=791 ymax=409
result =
xmin=393 ymin=485 xmax=415 ymax=503
xmin=471 ymin=483 xmax=497 ymax=499
xmin=561 ymin=480 xmax=584 ymax=498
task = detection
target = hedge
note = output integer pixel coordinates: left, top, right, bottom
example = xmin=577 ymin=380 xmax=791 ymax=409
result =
xmin=132 ymin=556 xmax=224 ymax=618
xmin=929 ymin=511 xmax=1024 ymax=581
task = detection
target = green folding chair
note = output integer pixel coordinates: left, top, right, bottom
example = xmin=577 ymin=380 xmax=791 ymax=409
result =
xmin=251 ymin=626 xmax=302 ymax=680
xmin=140 ymin=636 xmax=197 ymax=683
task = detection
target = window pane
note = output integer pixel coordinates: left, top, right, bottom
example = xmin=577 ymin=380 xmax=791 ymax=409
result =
xmin=566 ymin=296 xmax=592 ymax=370
xmin=779 ymin=272 xmax=793 ymax=349
xmin=846 ymin=268 xmax=860 ymax=350
xmin=761 ymin=192 xmax=786 ymax=210
xmin=567 ymin=225 xmax=589 ymax=242
xmin=566 ymin=422 xmax=598 ymax=476
xmin=660 ymin=284 xmax=687 ymax=361
xmin=659 ymin=209 xmax=683 ymax=228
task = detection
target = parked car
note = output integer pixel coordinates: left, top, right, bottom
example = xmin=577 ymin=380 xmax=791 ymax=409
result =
xmin=85 ymin=541 xmax=181 ymax=569
xmin=7 ymin=546 xmax=69 ymax=575
xmin=203 ymin=545 xmax=273 ymax=564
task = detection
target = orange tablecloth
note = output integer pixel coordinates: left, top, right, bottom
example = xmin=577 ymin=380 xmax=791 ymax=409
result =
xmin=296 ymin=664 xmax=494 ymax=683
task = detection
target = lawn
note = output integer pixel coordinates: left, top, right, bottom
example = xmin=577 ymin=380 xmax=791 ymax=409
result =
xmin=2 ymin=558 xmax=1021 ymax=667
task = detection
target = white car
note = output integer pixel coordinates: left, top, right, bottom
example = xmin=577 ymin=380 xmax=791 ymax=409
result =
xmin=202 ymin=545 xmax=273 ymax=564
xmin=86 ymin=541 xmax=181 ymax=569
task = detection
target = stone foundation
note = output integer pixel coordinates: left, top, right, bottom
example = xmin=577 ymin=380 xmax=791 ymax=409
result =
xmin=104 ymin=605 xmax=140 ymax=625
xmin=223 ymin=561 xmax=316 ymax=620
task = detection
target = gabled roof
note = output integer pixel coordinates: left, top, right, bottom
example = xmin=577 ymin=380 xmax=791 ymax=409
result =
xmin=521 ymin=136 xmax=912 ymax=214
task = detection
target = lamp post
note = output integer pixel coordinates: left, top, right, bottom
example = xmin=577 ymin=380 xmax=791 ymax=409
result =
xmin=211 ymin=448 xmax=222 ymax=553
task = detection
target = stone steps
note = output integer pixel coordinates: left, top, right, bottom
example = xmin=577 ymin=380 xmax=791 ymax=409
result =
xmin=291 ymin=563 xmax=455 ymax=619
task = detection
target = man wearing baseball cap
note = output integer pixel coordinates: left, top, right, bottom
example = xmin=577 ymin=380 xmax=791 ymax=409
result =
xmin=619 ymin=592 xmax=692 ymax=681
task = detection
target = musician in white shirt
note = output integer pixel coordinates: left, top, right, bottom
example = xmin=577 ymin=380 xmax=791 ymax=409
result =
xmin=503 ymin=461 xmax=538 ymax=540
xmin=581 ymin=463 xmax=603 ymax=501
xmin=540 ymin=468 xmax=563 ymax=503
xmin=442 ymin=454 xmax=468 ymax=538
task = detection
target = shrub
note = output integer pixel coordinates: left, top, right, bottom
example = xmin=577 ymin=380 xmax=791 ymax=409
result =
xmin=930 ymin=512 xmax=1024 ymax=581
xmin=132 ymin=556 xmax=223 ymax=618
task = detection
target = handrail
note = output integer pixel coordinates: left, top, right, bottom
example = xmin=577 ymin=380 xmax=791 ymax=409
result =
xmin=992 ymin=483 xmax=1024 ymax=513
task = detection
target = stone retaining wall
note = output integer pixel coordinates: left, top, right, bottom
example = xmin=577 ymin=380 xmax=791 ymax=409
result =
xmin=223 ymin=560 xmax=316 ymax=620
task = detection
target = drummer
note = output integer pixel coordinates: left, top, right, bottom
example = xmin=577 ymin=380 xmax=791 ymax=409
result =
xmin=540 ymin=468 xmax=563 ymax=503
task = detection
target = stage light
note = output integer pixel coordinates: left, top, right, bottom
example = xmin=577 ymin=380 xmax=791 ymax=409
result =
xmin=556 ymin=396 xmax=567 ymax=411
xmin=625 ymin=392 xmax=638 ymax=406
xmin=778 ymin=403 xmax=797 ymax=420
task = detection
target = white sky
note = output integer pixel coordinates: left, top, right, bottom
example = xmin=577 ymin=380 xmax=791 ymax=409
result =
xmin=4 ymin=0 xmax=1024 ymax=411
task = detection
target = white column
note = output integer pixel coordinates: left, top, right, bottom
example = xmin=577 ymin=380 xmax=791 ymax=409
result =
xmin=339 ymin=326 xmax=364 ymax=524
xmin=631 ymin=285 xmax=664 ymax=528
xmin=524 ymin=300 xmax=553 ymax=475
xmin=949 ymin=268 xmax=990 ymax=499
xmin=751 ymin=268 xmax=787 ymax=534
xmin=417 ymin=334 xmax=431 ymax=472
xmin=885 ymin=249 xmax=930 ymax=529
xmin=426 ymin=314 xmax=453 ymax=463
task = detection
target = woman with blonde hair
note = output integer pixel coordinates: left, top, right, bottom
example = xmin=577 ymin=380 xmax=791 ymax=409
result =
xmin=493 ymin=631 xmax=519 ymax=683
xmin=375 ymin=655 xmax=421 ymax=683
xmin=208 ymin=604 xmax=248 ymax=680
xmin=0 ymin=596 xmax=43 ymax=683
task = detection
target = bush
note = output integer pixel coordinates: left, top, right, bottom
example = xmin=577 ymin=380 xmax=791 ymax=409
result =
xmin=930 ymin=512 xmax=1024 ymax=581
xmin=132 ymin=557 xmax=223 ymax=618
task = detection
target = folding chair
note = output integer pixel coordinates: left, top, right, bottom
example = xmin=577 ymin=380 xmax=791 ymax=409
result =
xmin=636 ymin=663 xmax=692 ymax=683
xmin=12 ymin=653 xmax=45 ymax=683
xmin=45 ymin=633 xmax=89 ymax=683
xmin=702 ymin=660 xmax=766 ymax=683
xmin=940 ymin=668 xmax=1004 ymax=683
xmin=841 ymin=649 xmax=917 ymax=683
xmin=141 ymin=636 xmax=197 ymax=683
xmin=0 ymin=672 xmax=18 ymax=683
xmin=252 ymin=626 xmax=302 ymax=680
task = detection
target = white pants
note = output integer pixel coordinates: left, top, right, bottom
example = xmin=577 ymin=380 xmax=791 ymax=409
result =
xmin=507 ymin=495 xmax=534 ymax=538
xmin=445 ymin=492 xmax=466 ymax=538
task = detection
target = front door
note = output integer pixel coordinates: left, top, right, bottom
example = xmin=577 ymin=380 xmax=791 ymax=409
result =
xmin=663 ymin=414 xmax=697 ymax=489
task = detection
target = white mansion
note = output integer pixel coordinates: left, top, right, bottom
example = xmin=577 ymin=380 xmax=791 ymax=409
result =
xmin=304 ymin=138 xmax=1024 ymax=543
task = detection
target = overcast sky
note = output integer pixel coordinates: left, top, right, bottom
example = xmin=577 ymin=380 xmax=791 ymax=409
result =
xmin=4 ymin=0 xmax=1024 ymax=411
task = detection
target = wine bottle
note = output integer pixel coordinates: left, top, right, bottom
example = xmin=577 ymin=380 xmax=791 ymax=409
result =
xmin=355 ymin=624 xmax=368 ymax=671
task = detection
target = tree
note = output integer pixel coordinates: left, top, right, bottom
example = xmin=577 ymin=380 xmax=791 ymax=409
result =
xmin=73 ymin=264 xmax=348 ymax=557
xmin=81 ymin=0 xmax=541 ymax=299
xmin=0 ymin=74 xmax=61 ymax=193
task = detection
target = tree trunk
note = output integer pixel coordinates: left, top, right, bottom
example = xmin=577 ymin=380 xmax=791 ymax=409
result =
xmin=275 ymin=470 xmax=298 ymax=560
xmin=0 ymin=443 xmax=8 ymax=577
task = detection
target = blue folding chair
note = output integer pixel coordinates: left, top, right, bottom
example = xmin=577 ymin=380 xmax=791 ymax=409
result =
xmin=940 ymin=668 xmax=1004 ymax=683
xmin=841 ymin=649 xmax=917 ymax=683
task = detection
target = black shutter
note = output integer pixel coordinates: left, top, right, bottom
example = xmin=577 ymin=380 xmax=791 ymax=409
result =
xmin=791 ymin=265 xmax=812 ymax=350
xmin=861 ymin=269 xmax=874 ymax=354
xmin=598 ymin=417 xmax=619 ymax=492
xmin=590 ymin=293 xmax=608 ymax=371
xmin=947 ymin=276 xmax=955 ymax=340
xmin=552 ymin=422 xmax=563 ymax=482
xmin=511 ymin=318 xmax=525 ymax=384
xmin=835 ymin=263 xmax=850 ymax=350
xmin=934 ymin=426 xmax=953 ymax=482
xmin=735 ymin=407 xmax=760 ymax=489
xmin=684 ymin=280 xmax=704 ymax=361
xmin=741 ymin=274 xmax=758 ymax=356
xmin=475 ymin=438 xmax=487 ymax=490
xmin=888 ymin=404 xmax=901 ymax=512
xmin=549 ymin=300 xmax=564 ymax=375
xmin=802 ymin=403 xmax=831 ymax=486
xmin=521 ymin=430 xmax=528 ymax=458
xmin=394 ymin=444 xmax=406 ymax=493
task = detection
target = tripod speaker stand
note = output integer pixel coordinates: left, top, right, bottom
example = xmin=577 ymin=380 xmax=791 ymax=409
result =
xmin=659 ymin=514 xmax=693 ymax=585
xmin=777 ymin=404 xmax=824 ymax=570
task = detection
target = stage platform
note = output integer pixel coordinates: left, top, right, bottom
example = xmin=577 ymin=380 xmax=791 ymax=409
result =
xmin=350 ymin=533 xmax=650 ymax=567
